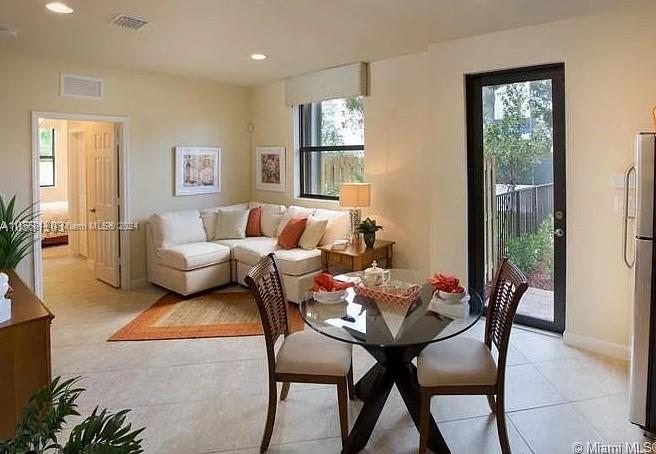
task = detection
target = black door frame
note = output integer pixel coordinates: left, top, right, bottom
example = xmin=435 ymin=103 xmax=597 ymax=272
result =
xmin=466 ymin=63 xmax=566 ymax=333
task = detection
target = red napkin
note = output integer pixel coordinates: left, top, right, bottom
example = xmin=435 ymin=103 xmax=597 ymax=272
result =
xmin=311 ymin=273 xmax=355 ymax=292
xmin=427 ymin=273 xmax=464 ymax=294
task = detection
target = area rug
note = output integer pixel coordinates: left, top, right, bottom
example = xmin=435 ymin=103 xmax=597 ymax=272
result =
xmin=109 ymin=290 xmax=304 ymax=341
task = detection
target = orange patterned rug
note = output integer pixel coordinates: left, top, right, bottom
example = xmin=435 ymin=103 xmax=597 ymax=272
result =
xmin=109 ymin=289 xmax=304 ymax=341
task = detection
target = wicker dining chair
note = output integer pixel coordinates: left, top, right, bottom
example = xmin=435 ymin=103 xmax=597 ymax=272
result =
xmin=244 ymin=253 xmax=355 ymax=453
xmin=417 ymin=257 xmax=528 ymax=454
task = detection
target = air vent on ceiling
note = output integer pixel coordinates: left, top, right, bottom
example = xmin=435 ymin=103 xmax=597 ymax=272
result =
xmin=60 ymin=73 xmax=104 ymax=100
xmin=111 ymin=14 xmax=150 ymax=31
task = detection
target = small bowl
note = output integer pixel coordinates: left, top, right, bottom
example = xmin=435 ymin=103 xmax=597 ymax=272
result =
xmin=437 ymin=289 xmax=466 ymax=302
xmin=313 ymin=290 xmax=347 ymax=304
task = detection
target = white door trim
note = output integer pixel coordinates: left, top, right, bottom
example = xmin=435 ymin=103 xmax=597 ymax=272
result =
xmin=31 ymin=111 xmax=131 ymax=296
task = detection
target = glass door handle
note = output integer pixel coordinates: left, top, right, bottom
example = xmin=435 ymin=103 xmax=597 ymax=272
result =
xmin=554 ymin=228 xmax=565 ymax=238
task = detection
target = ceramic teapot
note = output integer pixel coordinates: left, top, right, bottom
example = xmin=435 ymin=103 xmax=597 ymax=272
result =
xmin=363 ymin=261 xmax=391 ymax=287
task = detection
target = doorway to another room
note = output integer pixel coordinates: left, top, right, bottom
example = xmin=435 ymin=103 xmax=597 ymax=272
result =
xmin=466 ymin=64 xmax=566 ymax=332
xmin=32 ymin=113 xmax=129 ymax=297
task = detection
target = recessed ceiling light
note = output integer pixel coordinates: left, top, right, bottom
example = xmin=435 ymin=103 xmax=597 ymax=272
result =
xmin=46 ymin=2 xmax=74 ymax=14
xmin=250 ymin=53 xmax=267 ymax=61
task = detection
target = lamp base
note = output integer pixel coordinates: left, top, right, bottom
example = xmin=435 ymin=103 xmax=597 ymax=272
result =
xmin=349 ymin=208 xmax=362 ymax=245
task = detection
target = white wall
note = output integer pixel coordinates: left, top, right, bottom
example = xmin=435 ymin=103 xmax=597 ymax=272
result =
xmin=0 ymin=47 xmax=252 ymax=285
xmin=428 ymin=2 xmax=656 ymax=356
xmin=250 ymin=2 xmax=656 ymax=355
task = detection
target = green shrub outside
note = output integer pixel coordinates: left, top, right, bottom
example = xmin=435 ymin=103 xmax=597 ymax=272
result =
xmin=506 ymin=215 xmax=554 ymax=279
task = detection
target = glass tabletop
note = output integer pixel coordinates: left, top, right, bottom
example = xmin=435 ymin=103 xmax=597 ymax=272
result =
xmin=298 ymin=270 xmax=483 ymax=348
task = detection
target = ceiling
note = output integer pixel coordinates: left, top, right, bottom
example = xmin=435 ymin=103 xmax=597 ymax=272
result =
xmin=0 ymin=0 xmax=638 ymax=86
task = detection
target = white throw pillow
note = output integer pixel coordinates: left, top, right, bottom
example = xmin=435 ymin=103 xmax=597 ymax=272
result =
xmin=150 ymin=210 xmax=206 ymax=249
xmin=260 ymin=204 xmax=287 ymax=237
xmin=200 ymin=203 xmax=249 ymax=239
xmin=277 ymin=205 xmax=315 ymax=236
xmin=298 ymin=215 xmax=329 ymax=250
xmin=318 ymin=212 xmax=350 ymax=246
xmin=214 ymin=209 xmax=249 ymax=240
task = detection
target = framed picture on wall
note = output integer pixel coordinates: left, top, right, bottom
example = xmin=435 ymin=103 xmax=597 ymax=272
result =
xmin=256 ymin=147 xmax=286 ymax=192
xmin=175 ymin=146 xmax=221 ymax=196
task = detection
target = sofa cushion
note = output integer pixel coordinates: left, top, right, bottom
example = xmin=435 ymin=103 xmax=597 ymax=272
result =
xmin=277 ymin=217 xmax=308 ymax=249
xmin=317 ymin=212 xmax=350 ymax=246
xmin=277 ymin=205 xmax=315 ymax=236
xmin=233 ymin=239 xmax=321 ymax=276
xmin=213 ymin=237 xmax=273 ymax=259
xmin=215 ymin=209 xmax=249 ymax=239
xmin=200 ymin=203 xmax=249 ymax=239
xmin=273 ymin=248 xmax=322 ymax=276
xmin=246 ymin=207 xmax=262 ymax=237
xmin=256 ymin=203 xmax=287 ymax=237
xmin=233 ymin=237 xmax=279 ymax=265
xmin=299 ymin=215 xmax=329 ymax=250
xmin=157 ymin=242 xmax=231 ymax=271
xmin=150 ymin=210 xmax=206 ymax=249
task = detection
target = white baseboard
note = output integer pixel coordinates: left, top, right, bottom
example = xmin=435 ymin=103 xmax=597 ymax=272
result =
xmin=563 ymin=330 xmax=629 ymax=360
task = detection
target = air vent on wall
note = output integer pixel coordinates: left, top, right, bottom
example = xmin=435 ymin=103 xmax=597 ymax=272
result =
xmin=111 ymin=14 xmax=150 ymax=31
xmin=60 ymin=73 xmax=103 ymax=99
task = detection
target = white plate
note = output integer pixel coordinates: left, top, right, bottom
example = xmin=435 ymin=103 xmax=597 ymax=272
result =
xmin=313 ymin=290 xmax=346 ymax=304
xmin=432 ymin=293 xmax=470 ymax=305
xmin=437 ymin=289 xmax=467 ymax=302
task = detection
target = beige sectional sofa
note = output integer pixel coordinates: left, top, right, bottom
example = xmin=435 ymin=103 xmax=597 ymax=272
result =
xmin=146 ymin=202 xmax=350 ymax=302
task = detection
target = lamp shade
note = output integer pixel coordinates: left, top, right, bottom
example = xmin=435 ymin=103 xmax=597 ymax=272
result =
xmin=339 ymin=183 xmax=371 ymax=208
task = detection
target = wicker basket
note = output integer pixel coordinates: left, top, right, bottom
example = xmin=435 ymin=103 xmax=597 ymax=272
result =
xmin=354 ymin=284 xmax=421 ymax=306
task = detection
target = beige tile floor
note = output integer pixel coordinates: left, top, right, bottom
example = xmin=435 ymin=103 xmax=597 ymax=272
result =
xmin=42 ymin=246 xmax=647 ymax=454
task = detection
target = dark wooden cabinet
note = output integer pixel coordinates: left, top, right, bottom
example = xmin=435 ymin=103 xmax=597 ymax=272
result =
xmin=0 ymin=270 xmax=53 ymax=440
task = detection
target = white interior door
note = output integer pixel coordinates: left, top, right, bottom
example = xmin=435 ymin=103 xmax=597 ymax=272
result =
xmin=90 ymin=122 xmax=120 ymax=287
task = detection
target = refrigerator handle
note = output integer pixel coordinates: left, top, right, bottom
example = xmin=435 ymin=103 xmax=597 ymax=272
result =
xmin=623 ymin=164 xmax=636 ymax=268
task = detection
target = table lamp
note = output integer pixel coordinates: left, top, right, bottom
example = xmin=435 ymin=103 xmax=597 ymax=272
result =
xmin=339 ymin=183 xmax=371 ymax=244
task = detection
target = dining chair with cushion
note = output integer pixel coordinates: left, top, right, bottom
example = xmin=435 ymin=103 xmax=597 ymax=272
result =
xmin=417 ymin=257 xmax=528 ymax=454
xmin=244 ymin=253 xmax=355 ymax=453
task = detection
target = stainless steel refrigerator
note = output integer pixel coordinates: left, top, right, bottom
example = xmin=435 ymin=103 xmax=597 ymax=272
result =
xmin=629 ymin=132 xmax=656 ymax=435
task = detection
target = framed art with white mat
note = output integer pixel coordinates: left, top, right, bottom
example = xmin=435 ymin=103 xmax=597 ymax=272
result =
xmin=175 ymin=146 xmax=221 ymax=196
xmin=255 ymin=146 xmax=285 ymax=192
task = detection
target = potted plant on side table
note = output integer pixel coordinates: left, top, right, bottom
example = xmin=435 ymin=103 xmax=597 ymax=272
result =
xmin=356 ymin=217 xmax=383 ymax=249
xmin=0 ymin=194 xmax=40 ymax=320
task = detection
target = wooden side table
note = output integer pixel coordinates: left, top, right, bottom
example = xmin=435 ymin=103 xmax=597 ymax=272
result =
xmin=319 ymin=239 xmax=395 ymax=272
xmin=0 ymin=270 xmax=54 ymax=440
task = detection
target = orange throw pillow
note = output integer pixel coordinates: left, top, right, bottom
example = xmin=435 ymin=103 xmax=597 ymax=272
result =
xmin=246 ymin=207 xmax=262 ymax=237
xmin=277 ymin=217 xmax=307 ymax=249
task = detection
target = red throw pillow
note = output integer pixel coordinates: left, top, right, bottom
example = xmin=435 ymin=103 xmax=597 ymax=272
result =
xmin=277 ymin=217 xmax=307 ymax=249
xmin=246 ymin=207 xmax=262 ymax=237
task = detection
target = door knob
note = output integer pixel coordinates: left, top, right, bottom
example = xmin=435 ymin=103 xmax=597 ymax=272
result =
xmin=555 ymin=211 xmax=564 ymax=220
xmin=89 ymin=208 xmax=97 ymax=213
xmin=554 ymin=228 xmax=565 ymax=237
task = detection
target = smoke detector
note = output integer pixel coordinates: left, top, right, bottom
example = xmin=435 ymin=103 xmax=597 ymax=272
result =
xmin=110 ymin=14 xmax=151 ymax=31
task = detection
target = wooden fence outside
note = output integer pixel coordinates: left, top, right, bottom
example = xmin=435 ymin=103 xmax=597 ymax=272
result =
xmin=495 ymin=183 xmax=554 ymax=260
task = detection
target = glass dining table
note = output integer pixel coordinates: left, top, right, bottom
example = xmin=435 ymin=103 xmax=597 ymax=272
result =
xmin=299 ymin=270 xmax=483 ymax=454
